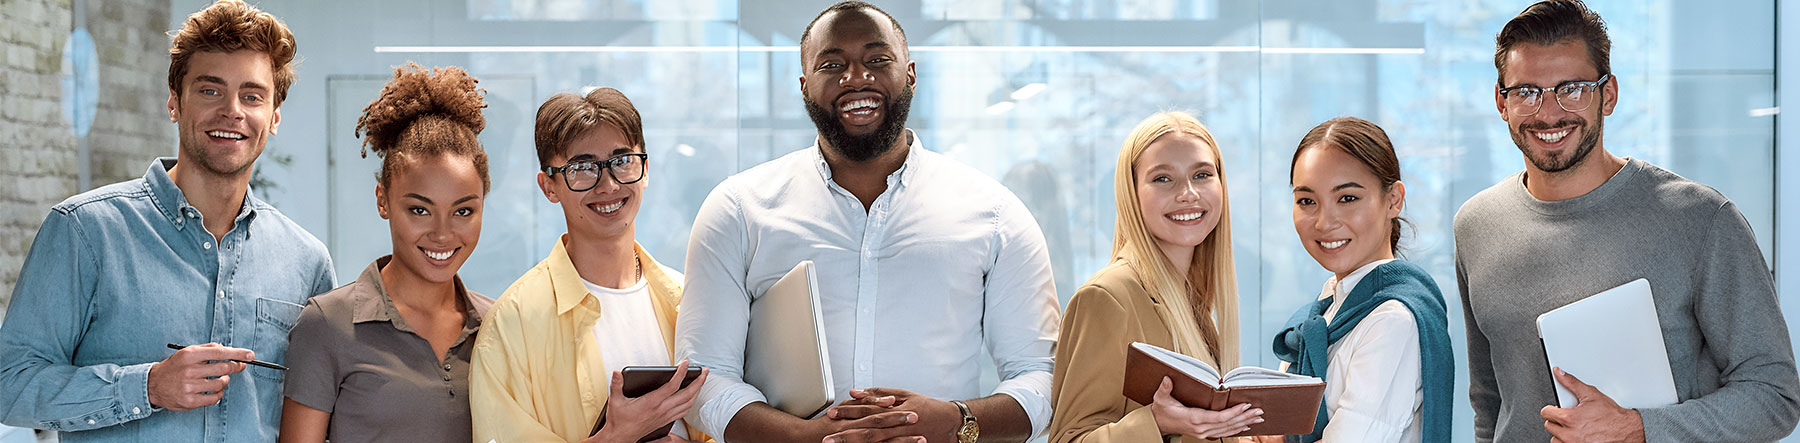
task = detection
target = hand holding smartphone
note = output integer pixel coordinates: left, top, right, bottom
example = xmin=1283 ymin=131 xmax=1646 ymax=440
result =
xmin=590 ymin=364 xmax=707 ymax=442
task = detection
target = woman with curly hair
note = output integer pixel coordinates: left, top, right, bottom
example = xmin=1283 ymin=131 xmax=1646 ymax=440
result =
xmin=277 ymin=63 xmax=495 ymax=443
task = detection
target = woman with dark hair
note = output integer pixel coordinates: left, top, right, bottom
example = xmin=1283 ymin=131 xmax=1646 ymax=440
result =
xmin=1264 ymin=117 xmax=1453 ymax=443
xmin=278 ymin=63 xmax=495 ymax=443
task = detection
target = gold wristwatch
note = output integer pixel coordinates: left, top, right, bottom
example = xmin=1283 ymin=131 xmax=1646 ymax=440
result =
xmin=951 ymin=400 xmax=979 ymax=443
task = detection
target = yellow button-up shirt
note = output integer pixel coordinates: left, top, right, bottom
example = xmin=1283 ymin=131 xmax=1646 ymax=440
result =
xmin=470 ymin=236 xmax=702 ymax=442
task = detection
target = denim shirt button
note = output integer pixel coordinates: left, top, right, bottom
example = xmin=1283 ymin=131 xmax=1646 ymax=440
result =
xmin=132 ymin=407 xmax=141 ymax=414
xmin=86 ymin=419 xmax=95 ymax=425
xmin=203 ymin=242 xmax=212 ymax=250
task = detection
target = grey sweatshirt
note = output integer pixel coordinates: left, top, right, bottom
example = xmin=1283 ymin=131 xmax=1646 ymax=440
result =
xmin=1454 ymin=158 xmax=1800 ymax=442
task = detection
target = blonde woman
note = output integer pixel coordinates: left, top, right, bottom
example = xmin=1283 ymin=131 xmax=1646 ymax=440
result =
xmin=1049 ymin=112 xmax=1262 ymax=443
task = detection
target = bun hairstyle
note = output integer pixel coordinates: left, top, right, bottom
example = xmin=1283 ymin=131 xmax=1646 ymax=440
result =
xmin=355 ymin=63 xmax=490 ymax=193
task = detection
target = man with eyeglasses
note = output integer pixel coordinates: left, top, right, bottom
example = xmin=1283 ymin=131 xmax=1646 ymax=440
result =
xmin=1454 ymin=1 xmax=1800 ymax=442
xmin=675 ymin=2 xmax=1060 ymax=443
xmin=470 ymin=87 xmax=708 ymax=443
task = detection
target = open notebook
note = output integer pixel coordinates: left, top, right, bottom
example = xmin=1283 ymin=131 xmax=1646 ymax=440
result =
xmin=1124 ymin=342 xmax=1326 ymax=437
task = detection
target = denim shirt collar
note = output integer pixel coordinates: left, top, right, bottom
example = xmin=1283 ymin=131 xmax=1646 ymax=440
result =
xmin=145 ymin=157 xmax=262 ymax=235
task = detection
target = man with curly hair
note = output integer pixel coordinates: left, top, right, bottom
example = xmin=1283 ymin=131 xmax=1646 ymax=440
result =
xmin=0 ymin=1 xmax=335 ymax=441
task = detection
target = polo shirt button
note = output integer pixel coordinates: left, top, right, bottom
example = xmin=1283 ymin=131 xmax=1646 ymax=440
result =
xmin=443 ymin=364 xmax=452 ymax=371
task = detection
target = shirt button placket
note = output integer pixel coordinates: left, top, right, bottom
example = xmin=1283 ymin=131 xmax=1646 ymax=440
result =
xmin=854 ymin=198 xmax=886 ymax=387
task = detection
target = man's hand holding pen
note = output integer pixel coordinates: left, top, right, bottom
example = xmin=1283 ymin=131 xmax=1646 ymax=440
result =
xmin=148 ymin=343 xmax=254 ymax=411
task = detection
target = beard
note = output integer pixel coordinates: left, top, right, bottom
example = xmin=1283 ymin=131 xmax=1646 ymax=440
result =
xmin=803 ymin=86 xmax=913 ymax=162
xmin=1510 ymin=114 xmax=1601 ymax=174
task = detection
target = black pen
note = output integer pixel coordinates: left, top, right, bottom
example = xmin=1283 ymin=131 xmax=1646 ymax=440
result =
xmin=166 ymin=343 xmax=289 ymax=371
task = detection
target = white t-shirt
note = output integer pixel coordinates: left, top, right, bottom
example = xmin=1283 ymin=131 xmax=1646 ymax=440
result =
xmin=583 ymin=277 xmax=688 ymax=438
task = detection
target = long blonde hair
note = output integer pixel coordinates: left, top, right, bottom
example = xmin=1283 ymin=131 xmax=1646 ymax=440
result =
xmin=1111 ymin=111 xmax=1241 ymax=367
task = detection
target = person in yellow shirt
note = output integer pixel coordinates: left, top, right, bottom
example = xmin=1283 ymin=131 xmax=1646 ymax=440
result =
xmin=1048 ymin=112 xmax=1264 ymax=443
xmin=470 ymin=87 xmax=708 ymax=443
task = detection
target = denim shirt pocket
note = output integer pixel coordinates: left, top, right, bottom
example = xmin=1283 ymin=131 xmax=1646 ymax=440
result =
xmin=251 ymin=297 xmax=304 ymax=382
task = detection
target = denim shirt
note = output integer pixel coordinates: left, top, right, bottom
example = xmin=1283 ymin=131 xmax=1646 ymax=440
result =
xmin=0 ymin=158 xmax=336 ymax=442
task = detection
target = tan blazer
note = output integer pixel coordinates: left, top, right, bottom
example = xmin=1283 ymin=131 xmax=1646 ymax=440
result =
xmin=1049 ymin=260 xmax=1233 ymax=443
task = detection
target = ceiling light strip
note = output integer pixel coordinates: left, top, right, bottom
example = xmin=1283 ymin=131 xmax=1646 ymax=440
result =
xmin=374 ymin=45 xmax=1422 ymax=54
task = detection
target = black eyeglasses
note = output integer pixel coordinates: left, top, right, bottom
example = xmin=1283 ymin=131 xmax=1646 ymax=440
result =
xmin=543 ymin=153 xmax=648 ymax=192
xmin=1498 ymin=73 xmax=1611 ymax=117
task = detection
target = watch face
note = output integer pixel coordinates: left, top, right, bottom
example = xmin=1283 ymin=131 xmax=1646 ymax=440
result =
xmin=958 ymin=422 xmax=979 ymax=442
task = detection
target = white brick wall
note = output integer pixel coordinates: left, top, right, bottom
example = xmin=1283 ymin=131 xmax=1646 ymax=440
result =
xmin=0 ymin=0 xmax=171 ymax=315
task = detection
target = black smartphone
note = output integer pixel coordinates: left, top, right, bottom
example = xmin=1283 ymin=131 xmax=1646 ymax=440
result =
xmin=621 ymin=365 xmax=705 ymax=397
xmin=590 ymin=365 xmax=707 ymax=442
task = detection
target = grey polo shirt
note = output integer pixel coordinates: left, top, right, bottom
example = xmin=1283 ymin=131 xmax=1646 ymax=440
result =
xmin=283 ymin=256 xmax=493 ymax=443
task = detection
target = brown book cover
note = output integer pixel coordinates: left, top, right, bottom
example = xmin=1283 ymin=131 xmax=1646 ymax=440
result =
xmin=1122 ymin=343 xmax=1327 ymax=437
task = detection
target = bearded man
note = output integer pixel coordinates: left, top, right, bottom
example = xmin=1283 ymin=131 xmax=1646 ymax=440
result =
xmin=1454 ymin=1 xmax=1800 ymax=442
xmin=673 ymin=2 xmax=1061 ymax=443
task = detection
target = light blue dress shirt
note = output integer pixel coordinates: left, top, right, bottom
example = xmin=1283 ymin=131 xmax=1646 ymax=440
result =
xmin=0 ymin=158 xmax=335 ymax=442
xmin=676 ymin=132 xmax=1062 ymax=439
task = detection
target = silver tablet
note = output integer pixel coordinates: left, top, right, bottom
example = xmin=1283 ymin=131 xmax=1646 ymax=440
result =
xmin=745 ymin=260 xmax=835 ymax=418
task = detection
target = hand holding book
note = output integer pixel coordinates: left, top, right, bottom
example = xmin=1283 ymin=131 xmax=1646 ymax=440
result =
xmin=1150 ymin=375 xmax=1264 ymax=438
xmin=1124 ymin=342 xmax=1326 ymax=437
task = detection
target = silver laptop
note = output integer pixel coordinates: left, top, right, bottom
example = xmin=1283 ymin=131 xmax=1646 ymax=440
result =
xmin=1535 ymin=278 xmax=1678 ymax=409
xmin=745 ymin=261 xmax=835 ymax=418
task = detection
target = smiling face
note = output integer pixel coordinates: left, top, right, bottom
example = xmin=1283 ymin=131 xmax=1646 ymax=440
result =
xmin=1497 ymin=38 xmax=1615 ymax=175
xmin=1134 ymin=133 xmax=1224 ymax=266
xmin=1291 ymin=145 xmax=1403 ymax=279
xmin=168 ymin=50 xmax=281 ymax=179
xmin=799 ymin=7 xmax=917 ymax=162
xmin=536 ymin=124 xmax=646 ymax=244
xmin=377 ymin=152 xmax=484 ymax=285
